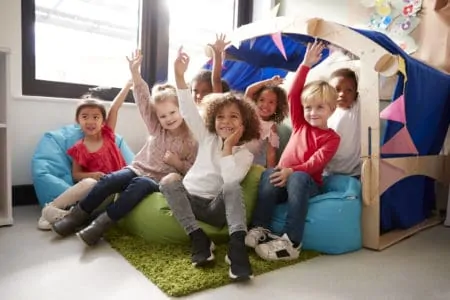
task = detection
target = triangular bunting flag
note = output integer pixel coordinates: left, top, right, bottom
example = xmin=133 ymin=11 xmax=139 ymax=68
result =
xmin=381 ymin=126 xmax=418 ymax=155
xmin=380 ymin=95 xmax=406 ymax=124
xmin=379 ymin=159 xmax=406 ymax=194
xmin=271 ymin=32 xmax=287 ymax=60
xmin=249 ymin=38 xmax=256 ymax=49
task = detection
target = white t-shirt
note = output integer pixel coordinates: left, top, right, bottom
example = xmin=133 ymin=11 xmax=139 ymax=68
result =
xmin=325 ymin=99 xmax=361 ymax=176
xmin=177 ymin=89 xmax=254 ymax=199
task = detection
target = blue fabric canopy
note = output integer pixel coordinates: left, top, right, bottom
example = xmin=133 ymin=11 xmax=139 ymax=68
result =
xmin=203 ymin=28 xmax=450 ymax=232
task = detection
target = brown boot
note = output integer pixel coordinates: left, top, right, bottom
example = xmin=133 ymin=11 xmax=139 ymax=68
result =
xmin=76 ymin=212 xmax=114 ymax=246
xmin=52 ymin=204 xmax=90 ymax=237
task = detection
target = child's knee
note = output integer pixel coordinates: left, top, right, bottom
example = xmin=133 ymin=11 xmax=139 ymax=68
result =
xmin=160 ymin=173 xmax=182 ymax=187
xmin=79 ymin=178 xmax=98 ymax=188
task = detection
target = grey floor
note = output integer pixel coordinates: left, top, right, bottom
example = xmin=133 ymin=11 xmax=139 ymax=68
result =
xmin=1 ymin=206 xmax=449 ymax=300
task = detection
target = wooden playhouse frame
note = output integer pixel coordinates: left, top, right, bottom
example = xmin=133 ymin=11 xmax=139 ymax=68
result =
xmin=224 ymin=16 xmax=446 ymax=251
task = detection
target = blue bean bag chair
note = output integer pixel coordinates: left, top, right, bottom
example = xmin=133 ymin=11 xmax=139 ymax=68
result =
xmin=32 ymin=124 xmax=135 ymax=207
xmin=270 ymin=175 xmax=362 ymax=254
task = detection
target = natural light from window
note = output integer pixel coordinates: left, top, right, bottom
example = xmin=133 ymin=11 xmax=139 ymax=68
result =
xmin=34 ymin=0 xmax=140 ymax=88
xmin=165 ymin=0 xmax=236 ymax=83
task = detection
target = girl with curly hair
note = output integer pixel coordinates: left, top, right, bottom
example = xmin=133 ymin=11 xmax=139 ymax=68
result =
xmin=244 ymin=75 xmax=289 ymax=167
xmin=159 ymin=48 xmax=261 ymax=282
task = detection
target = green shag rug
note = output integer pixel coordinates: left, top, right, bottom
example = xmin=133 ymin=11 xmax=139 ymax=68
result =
xmin=105 ymin=227 xmax=321 ymax=297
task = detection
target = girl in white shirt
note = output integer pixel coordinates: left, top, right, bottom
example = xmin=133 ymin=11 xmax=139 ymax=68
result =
xmin=244 ymin=76 xmax=289 ymax=167
xmin=326 ymin=68 xmax=361 ymax=178
xmin=159 ymin=49 xmax=261 ymax=282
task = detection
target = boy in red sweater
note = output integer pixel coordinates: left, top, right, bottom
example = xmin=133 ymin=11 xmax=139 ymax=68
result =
xmin=245 ymin=40 xmax=341 ymax=261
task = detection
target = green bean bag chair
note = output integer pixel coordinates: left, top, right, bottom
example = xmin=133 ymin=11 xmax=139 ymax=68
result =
xmin=119 ymin=165 xmax=265 ymax=244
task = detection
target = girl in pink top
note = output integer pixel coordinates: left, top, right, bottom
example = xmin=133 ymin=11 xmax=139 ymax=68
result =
xmin=38 ymin=82 xmax=131 ymax=230
xmin=51 ymin=50 xmax=198 ymax=246
xmin=244 ymin=75 xmax=289 ymax=168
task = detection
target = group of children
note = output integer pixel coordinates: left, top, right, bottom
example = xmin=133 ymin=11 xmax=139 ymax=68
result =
xmin=37 ymin=35 xmax=361 ymax=282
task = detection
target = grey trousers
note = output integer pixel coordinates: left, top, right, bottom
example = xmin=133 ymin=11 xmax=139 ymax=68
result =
xmin=159 ymin=180 xmax=247 ymax=235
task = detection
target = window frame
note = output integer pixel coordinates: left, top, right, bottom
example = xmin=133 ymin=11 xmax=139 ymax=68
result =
xmin=21 ymin=0 xmax=253 ymax=100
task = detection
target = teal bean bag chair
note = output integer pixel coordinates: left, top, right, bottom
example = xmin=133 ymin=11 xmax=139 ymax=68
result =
xmin=32 ymin=124 xmax=135 ymax=207
xmin=119 ymin=165 xmax=265 ymax=244
xmin=270 ymin=175 xmax=363 ymax=254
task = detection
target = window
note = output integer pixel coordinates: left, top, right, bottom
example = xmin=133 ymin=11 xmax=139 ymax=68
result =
xmin=22 ymin=0 xmax=253 ymax=100
xmin=166 ymin=0 xmax=236 ymax=83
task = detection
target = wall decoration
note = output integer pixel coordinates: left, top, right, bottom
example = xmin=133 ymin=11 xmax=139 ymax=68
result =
xmin=360 ymin=0 xmax=423 ymax=54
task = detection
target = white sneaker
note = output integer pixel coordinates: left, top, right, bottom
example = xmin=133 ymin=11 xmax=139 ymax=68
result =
xmin=37 ymin=216 xmax=51 ymax=231
xmin=245 ymin=227 xmax=274 ymax=248
xmin=255 ymin=233 xmax=300 ymax=261
xmin=42 ymin=204 xmax=70 ymax=224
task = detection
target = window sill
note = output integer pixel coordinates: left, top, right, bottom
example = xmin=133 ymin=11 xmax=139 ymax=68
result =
xmin=13 ymin=95 xmax=137 ymax=107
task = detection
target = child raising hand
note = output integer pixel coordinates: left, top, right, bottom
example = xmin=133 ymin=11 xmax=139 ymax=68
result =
xmin=159 ymin=47 xmax=261 ymax=281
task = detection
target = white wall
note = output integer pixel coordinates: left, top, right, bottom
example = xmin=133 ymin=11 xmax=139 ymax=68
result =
xmin=0 ymin=1 xmax=148 ymax=185
xmin=280 ymin=0 xmax=369 ymax=26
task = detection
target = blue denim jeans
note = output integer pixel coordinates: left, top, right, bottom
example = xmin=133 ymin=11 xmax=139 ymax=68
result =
xmin=251 ymin=168 xmax=319 ymax=245
xmin=79 ymin=168 xmax=159 ymax=221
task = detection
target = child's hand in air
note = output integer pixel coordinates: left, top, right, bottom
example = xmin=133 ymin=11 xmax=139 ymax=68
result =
xmin=269 ymin=167 xmax=293 ymax=187
xmin=270 ymin=75 xmax=284 ymax=86
xmin=174 ymin=47 xmax=190 ymax=77
xmin=223 ymin=125 xmax=244 ymax=150
xmin=303 ymin=40 xmax=326 ymax=68
xmin=163 ymin=151 xmax=180 ymax=167
xmin=91 ymin=172 xmax=106 ymax=181
xmin=127 ymin=49 xmax=143 ymax=75
xmin=208 ymin=33 xmax=230 ymax=55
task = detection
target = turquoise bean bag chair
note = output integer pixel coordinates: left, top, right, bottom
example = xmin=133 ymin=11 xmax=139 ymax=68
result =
xmin=31 ymin=124 xmax=135 ymax=207
xmin=119 ymin=165 xmax=265 ymax=244
xmin=270 ymin=175 xmax=362 ymax=254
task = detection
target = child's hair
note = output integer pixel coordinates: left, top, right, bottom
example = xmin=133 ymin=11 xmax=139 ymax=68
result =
xmin=252 ymin=85 xmax=289 ymax=123
xmin=301 ymin=80 xmax=338 ymax=110
xmin=330 ymin=68 xmax=358 ymax=89
xmin=75 ymin=98 xmax=107 ymax=121
xmin=192 ymin=70 xmax=230 ymax=92
xmin=151 ymin=83 xmax=178 ymax=105
xmin=203 ymin=92 xmax=261 ymax=143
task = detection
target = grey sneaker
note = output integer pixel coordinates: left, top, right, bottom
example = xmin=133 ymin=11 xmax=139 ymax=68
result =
xmin=255 ymin=234 xmax=300 ymax=261
xmin=42 ymin=204 xmax=70 ymax=224
xmin=245 ymin=227 xmax=273 ymax=248
xmin=37 ymin=216 xmax=51 ymax=231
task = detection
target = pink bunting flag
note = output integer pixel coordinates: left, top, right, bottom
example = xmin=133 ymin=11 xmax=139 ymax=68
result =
xmin=380 ymin=95 xmax=406 ymax=124
xmin=271 ymin=32 xmax=287 ymax=60
xmin=381 ymin=126 xmax=418 ymax=155
xmin=379 ymin=160 xmax=406 ymax=194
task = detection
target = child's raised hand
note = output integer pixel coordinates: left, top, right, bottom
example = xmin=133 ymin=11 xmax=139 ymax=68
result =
xmin=303 ymin=40 xmax=326 ymax=68
xmin=208 ymin=33 xmax=230 ymax=54
xmin=223 ymin=125 xmax=244 ymax=149
xmin=126 ymin=49 xmax=143 ymax=74
xmin=270 ymin=75 xmax=284 ymax=86
xmin=174 ymin=46 xmax=190 ymax=77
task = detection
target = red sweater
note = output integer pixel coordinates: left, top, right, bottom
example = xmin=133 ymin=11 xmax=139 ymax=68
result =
xmin=278 ymin=65 xmax=340 ymax=185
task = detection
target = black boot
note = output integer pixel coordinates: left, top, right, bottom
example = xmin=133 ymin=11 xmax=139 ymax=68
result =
xmin=189 ymin=228 xmax=215 ymax=267
xmin=226 ymin=231 xmax=253 ymax=281
xmin=76 ymin=212 xmax=115 ymax=246
xmin=52 ymin=204 xmax=90 ymax=237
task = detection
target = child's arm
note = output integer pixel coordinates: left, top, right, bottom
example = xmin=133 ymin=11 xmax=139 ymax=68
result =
xmin=174 ymin=48 xmax=208 ymax=141
xmin=245 ymin=75 xmax=283 ymax=99
xmin=72 ymin=162 xmax=104 ymax=182
xmin=209 ymin=33 xmax=230 ymax=93
xmin=127 ymin=50 xmax=159 ymax=134
xmin=266 ymin=124 xmax=280 ymax=168
xmin=106 ymin=80 xmax=132 ymax=131
xmin=290 ymin=135 xmax=340 ymax=174
xmin=289 ymin=41 xmax=325 ymax=130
